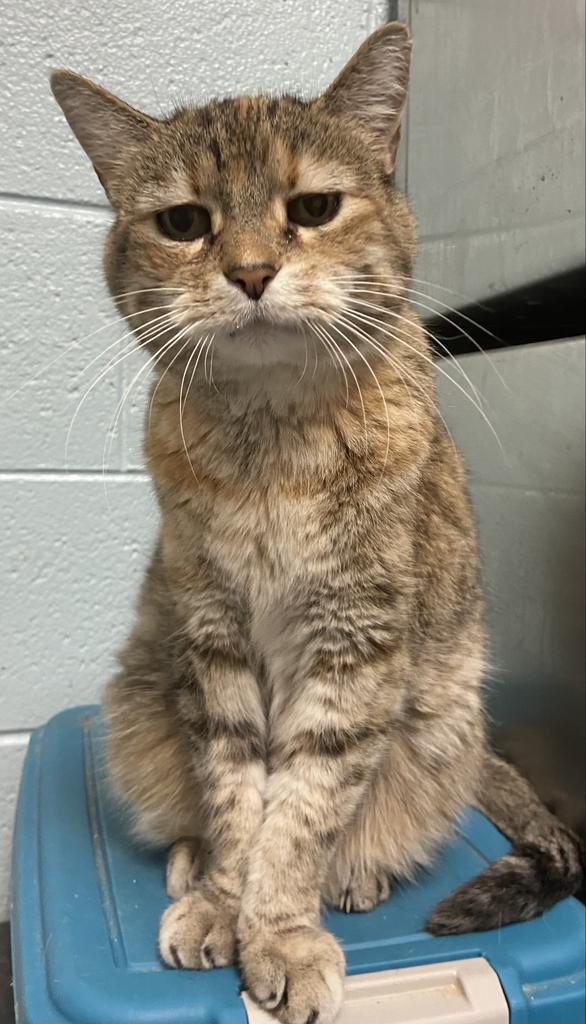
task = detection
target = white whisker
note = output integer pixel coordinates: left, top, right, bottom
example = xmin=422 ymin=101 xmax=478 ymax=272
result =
xmin=347 ymin=296 xmax=485 ymax=409
xmin=203 ymin=333 xmax=215 ymax=386
xmin=310 ymin=321 xmax=349 ymax=407
xmin=335 ymin=310 xmax=449 ymax=447
xmin=294 ymin=332 xmax=310 ymax=387
xmin=335 ymin=311 xmax=424 ymax=440
xmin=147 ymin=323 xmax=204 ymax=432
xmin=403 ymin=289 xmax=509 ymax=391
xmin=208 ymin=337 xmax=219 ymax=394
xmin=110 ymin=286 xmax=184 ymax=301
xmin=103 ymin=330 xmax=187 ymax=481
xmin=5 ymin=303 xmax=177 ymax=403
xmin=336 ymin=272 xmax=508 ymax=389
xmin=318 ymin=321 xmax=368 ymax=444
xmin=345 ymin=272 xmax=501 ymax=343
xmin=78 ymin=310 xmax=179 ymax=384
xmin=341 ymin=305 xmax=504 ymax=453
xmin=64 ymin=314 xmax=179 ymax=468
xmin=327 ymin=318 xmax=391 ymax=475
xmin=311 ymin=332 xmax=320 ymax=379
xmin=179 ymin=334 xmax=213 ymax=482
xmin=354 ymin=284 xmax=509 ymax=390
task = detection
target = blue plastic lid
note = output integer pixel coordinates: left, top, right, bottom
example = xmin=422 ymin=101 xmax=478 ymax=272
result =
xmin=11 ymin=707 xmax=586 ymax=1023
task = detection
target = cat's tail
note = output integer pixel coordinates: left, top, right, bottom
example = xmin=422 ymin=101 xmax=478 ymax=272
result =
xmin=426 ymin=749 xmax=584 ymax=935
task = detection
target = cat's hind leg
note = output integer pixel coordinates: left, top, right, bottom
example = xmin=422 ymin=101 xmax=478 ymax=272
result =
xmin=103 ymin=663 xmax=203 ymax=847
xmin=323 ymin=724 xmax=481 ymax=914
xmin=102 ymin=547 xmax=205 ymax=848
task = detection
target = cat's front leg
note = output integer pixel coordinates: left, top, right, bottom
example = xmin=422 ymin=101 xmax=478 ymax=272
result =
xmin=238 ymin=596 xmax=407 ymax=1024
xmin=158 ymin=575 xmax=266 ymax=971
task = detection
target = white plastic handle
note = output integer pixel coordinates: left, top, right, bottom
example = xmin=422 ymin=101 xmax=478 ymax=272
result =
xmin=242 ymin=956 xmax=509 ymax=1023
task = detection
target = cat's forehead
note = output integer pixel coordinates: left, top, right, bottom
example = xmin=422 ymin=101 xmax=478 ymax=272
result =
xmin=190 ymin=96 xmax=303 ymax=198
xmin=132 ymin=94 xmax=374 ymax=213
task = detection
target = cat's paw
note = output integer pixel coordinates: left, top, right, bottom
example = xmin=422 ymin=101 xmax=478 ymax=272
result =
xmin=240 ymin=926 xmax=344 ymax=1024
xmin=327 ymin=866 xmax=391 ymax=913
xmin=166 ymin=838 xmax=202 ymax=900
xmin=159 ymin=891 xmax=237 ymax=969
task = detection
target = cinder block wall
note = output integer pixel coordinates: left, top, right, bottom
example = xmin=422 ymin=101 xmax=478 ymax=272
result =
xmin=0 ymin=0 xmax=388 ymax=920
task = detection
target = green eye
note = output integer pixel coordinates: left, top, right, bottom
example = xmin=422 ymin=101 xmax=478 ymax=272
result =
xmin=155 ymin=203 xmax=211 ymax=241
xmin=287 ymin=193 xmax=341 ymax=227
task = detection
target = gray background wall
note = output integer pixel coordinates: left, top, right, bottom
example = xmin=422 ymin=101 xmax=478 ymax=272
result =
xmin=396 ymin=0 xmax=585 ymax=303
xmin=1 ymin=0 xmax=584 ymax=918
xmin=436 ymin=339 xmax=585 ymax=834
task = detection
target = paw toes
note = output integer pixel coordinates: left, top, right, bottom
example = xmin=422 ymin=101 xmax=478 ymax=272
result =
xmin=168 ymin=943 xmax=184 ymax=969
xmin=159 ymin=895 xmax=203 ymax=968
xmin=242 ymin=928 xmax=344 ymax=1024
xmin=245 ymin=952 xmax=286 ymax=1008
xmin=201 ymin=918 xmax=237 ymax=968
xmin=201 ymin=943 xmax=216 ymax=969
xmin=159 ymin=891 xmax=237 ymax=970
xmin=335 ymin=868 xmax=391 ymax=913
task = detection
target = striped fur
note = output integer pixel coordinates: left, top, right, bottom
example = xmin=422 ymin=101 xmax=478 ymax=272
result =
xmin=51 ymin=22 xmax=583 ymax=1024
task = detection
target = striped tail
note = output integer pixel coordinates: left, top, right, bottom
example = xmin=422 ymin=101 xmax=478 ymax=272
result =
xmin=427 ymin=750 xmax=584 ymax=935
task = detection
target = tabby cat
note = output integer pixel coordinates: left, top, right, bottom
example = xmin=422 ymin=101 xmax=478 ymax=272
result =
xmin=51 ymin=23 xmax=583 ymax=1024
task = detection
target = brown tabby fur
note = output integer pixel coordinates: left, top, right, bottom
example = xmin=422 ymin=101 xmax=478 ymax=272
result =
xmin=51 ymin=22 xmax=583 ymax=1024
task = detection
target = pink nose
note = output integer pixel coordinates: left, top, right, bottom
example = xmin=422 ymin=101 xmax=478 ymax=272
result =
xmin=225 ymin=263 xmax=278 ymax=300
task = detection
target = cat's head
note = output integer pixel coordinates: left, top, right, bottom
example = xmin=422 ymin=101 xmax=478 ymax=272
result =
xmin=51 ymin=23 xmax=414 ymax=380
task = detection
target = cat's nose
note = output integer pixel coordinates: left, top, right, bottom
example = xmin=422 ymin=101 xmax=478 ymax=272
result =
xmin=224 ymin=263 xmax=279 ymax=300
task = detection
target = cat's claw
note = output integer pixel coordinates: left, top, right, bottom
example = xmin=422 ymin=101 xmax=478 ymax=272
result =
xmin=335 ymin=867 xmax=391 ymax=913
xmin=240 ymin=926 xmax=344 ymax=1024
xmin=159 ymin=891 xmax=237 ymax=969
xmin=322 ymin=863 xmax=391 ymax=914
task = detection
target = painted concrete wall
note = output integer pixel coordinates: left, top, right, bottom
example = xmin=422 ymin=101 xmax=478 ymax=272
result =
xmin=1 ymin=0 xmax=584 ymax=919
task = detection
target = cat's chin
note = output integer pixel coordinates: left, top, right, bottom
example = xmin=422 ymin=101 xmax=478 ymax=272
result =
xmin=225 ymin=319 xmax=301 ymax=343
xmin=212 ymin=320 xmax=309 ymax=370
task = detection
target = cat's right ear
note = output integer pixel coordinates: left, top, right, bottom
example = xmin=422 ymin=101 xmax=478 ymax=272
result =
xmin=319 ymin=22 xmax=412 ymax=174
xmin=49 ymin=71 xmax=158 ymax=206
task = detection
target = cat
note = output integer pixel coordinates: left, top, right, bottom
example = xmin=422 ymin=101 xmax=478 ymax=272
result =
xmin=51 ymin=22 xmax=583 ymax=1024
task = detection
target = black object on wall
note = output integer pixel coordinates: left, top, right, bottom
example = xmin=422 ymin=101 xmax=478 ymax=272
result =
xmin=427 ymin=267 xmax=585 ymax=358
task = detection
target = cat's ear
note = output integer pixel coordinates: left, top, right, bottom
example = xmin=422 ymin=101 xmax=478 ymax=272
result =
xmin=50 ymin=70 xmax=159 ymax=205
xmin=320 ymin=22 xmax=412 ymax=173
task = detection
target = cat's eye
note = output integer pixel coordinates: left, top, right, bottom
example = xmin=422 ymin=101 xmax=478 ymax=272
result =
xmin=287 ymin=193 xmax=341 ymax=228
xmin=155 ymin=204 xmax=211 ymax=242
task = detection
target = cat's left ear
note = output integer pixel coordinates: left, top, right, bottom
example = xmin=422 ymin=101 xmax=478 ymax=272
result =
xmin=319 ymin=21 xmax=412 ymax=173
xmin=50 ymin=70 xmax=159 ymax=206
